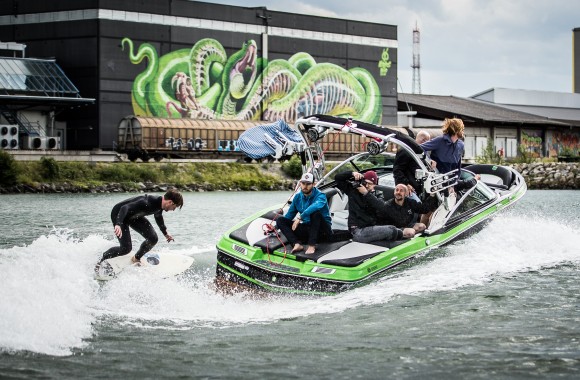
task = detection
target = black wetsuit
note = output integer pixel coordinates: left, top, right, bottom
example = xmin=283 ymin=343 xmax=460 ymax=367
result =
xmin=100 ymin=195 xmax=167 ymax=262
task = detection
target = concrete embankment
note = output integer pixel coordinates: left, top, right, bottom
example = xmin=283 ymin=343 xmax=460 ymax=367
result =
xmin=510 ymin=162 xmax=580 ymax=189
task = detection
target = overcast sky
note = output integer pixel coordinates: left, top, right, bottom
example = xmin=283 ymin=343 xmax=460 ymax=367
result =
xmin=200 ymin=0 xmax=578 ymax=98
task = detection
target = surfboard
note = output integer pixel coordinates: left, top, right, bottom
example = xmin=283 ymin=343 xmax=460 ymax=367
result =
xmin=94 ymin=252 xmax=194 ymax=281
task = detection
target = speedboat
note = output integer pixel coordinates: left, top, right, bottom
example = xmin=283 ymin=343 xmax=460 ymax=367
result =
xmin=215 ymin=114 xmax=527 ymax=295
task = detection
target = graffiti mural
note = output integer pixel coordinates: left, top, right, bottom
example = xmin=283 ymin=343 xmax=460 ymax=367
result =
xmin=547 ymin=130 xmax=580 ymax=157
xmin=122 ymin=38 xmax=387 ymax=124
xmin=521 ymin=131 xmax=543 ymax=158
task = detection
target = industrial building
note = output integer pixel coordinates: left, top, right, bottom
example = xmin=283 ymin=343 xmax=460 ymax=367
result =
xmin=1 ymin=1 xmax=578 ymax=161
xmin=0 ymin=0 xmax=398 ymax=153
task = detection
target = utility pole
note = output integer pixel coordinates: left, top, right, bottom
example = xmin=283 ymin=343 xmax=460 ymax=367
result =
xmin=411 ymin=22 xmax=421 ymax=94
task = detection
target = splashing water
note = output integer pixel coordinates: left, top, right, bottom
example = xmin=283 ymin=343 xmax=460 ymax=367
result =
xmin=0 ymin=212 xmax=579 ymax=356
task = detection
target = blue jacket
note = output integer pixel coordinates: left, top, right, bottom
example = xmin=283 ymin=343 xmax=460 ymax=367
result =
xmin=420 ymin=134 xmax=464 ymax=175
xmin=285 ymin=187 xmax=332 ymax=225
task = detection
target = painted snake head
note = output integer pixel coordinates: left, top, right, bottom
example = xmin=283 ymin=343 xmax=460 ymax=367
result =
xmin=228 ymin=40 xmax=258 ymax=99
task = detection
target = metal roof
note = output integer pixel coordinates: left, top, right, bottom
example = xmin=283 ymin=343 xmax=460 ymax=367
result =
xmin=129 ymin=116 xmax=265 ymax=131
xmin=0 ymin=57 xmax=93 ymax=106
xmin=398 ymin=93 xmax=571 ymax=127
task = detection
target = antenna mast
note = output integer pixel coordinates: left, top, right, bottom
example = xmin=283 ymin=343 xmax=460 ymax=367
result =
xmin=411 ymin=21 xmax=421 ymax=94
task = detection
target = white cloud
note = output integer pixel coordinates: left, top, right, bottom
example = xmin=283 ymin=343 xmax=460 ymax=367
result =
xmin=199 ymin=0 xmax=579 ymax=96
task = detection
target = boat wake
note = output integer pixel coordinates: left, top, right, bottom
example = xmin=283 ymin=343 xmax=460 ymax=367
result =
xmin=0 ymin=215 xmax=578 ymax=356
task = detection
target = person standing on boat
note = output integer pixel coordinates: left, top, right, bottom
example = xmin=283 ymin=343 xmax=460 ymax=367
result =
xmin=335 ymin=170 xmax=415 ymax=244
xmin=98 ymin=189 xmax=184 ymax=265
xmin=393 ymin=130 xmax=432 ymax=202
xmin=377 ymin=184 xmax=439 ymax=233
xmin=420 ymin=118 xmax=465 ymax=177
xmin=276 ymin=173 xmax=332 ymax=254
xmin=419 ymin=118 xmax=480 ymax=195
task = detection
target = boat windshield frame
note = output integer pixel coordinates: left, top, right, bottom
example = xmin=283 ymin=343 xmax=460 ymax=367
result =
xmin=294 ymin=115 xmax=433 ymax=187
xmin=318 ymin=151 xmax=397 ymax=187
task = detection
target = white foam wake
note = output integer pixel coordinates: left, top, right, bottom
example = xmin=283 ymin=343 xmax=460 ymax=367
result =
xmin=0 ymin=214 xmax=578 ymax=356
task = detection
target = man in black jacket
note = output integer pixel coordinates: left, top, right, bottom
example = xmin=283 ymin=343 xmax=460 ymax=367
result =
xmin=393 ymin=130 xmax=431 ymax=202
xmin=99 ymin=189 xmax=184 ymax=264
xmin=335 ymin=170 xmax=415 ymax=244
xmin=377 ymin=184 xmax=439 ymax=233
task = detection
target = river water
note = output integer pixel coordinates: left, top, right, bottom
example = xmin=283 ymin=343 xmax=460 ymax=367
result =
xmin=0 ymin=190 xmax=579 ymax=379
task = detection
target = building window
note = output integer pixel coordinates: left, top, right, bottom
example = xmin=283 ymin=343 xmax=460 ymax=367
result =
xmin=464 ymin=136 xmax=488 ymax=159
xmin=494 ymin=137 xmax=517 ymax=158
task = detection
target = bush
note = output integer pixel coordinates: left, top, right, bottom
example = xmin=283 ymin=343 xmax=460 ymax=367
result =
xmin=475 ymin=140 xmax=503 ymax=164
xmin=0 ymin=150 xmax=19 ymax=186
xmin=513 ymin=144 xmax=534 ymax=164
xmin=40 ymin=157 xmax=60 ymax=180
xmin=280 ymin=155 xmax=303 ymax=179
xmin=97 ymin=164 xmax=131 ymax=182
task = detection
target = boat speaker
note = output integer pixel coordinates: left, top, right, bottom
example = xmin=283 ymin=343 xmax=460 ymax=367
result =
xmin=307 ymin=126 xmax=328 ymax=142
xmin=367 ymin=140 xmax=386 ymax=155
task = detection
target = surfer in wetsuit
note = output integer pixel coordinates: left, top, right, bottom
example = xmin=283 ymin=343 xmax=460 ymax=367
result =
xmin=98 ymin=189 xmax=184 ymax=264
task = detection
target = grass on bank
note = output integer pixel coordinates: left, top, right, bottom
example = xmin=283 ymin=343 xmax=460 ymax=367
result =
xmin=0 ymin=151 xmax=293 ymax=190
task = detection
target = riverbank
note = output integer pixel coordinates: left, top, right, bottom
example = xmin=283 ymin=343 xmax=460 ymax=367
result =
xmin=511 ymin=162 xmax=580 ymax=189
xmin=0 ymin=157 xmax=298 ymax=194
xmin=0 ymin=160 xmax=578 ymax=194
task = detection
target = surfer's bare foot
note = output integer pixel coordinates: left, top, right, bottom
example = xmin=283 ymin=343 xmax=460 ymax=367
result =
xmin=291 ymin=244 xmax=304 ymax=253
xmin=131 ymin=256 xmax=140 ymax=265
xmin=305 ymin=245 xmax=316 ymax=254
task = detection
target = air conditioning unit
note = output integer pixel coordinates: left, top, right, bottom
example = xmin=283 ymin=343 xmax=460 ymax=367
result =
xmin=22 ymin=136 xmax=46 ymax=150
xmin=0 ymin=125 xmax=19 ymax=150
xmin=46 ymin=136 xmax=60 ymax=150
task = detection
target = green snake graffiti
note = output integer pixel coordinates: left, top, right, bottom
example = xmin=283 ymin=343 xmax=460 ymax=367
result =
xmin=122 ymin=38 xmax=389 ymax=124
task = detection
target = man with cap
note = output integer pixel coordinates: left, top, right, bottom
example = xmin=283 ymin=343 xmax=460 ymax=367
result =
xmin=335 ymin=170 xmax=415 ymax=244
xmin=276 ymin=172 xmax=332 ymax=254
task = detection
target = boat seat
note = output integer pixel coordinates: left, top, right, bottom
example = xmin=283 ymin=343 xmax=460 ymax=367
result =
xmin=323 ymin=187 xmax=348 ymax=214
xmin=375 ymin=185 xmax=395 ymax=201
xmin=465 ymin=164 xmax=513 ymax=189
xmin=316 ymin=241 xmax=387 ymax=267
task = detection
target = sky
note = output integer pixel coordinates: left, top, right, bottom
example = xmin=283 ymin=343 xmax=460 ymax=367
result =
xmin=200 ymin=0 xmax=579 ymax=97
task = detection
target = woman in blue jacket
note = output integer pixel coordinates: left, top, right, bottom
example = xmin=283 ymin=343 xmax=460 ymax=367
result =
xmin=420 ymin=118 xmax=479 ymax=193
xmin=420 ymin=118 xmax=465 ymax=175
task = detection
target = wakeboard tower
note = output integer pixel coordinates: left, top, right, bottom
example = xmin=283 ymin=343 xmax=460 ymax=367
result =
xmin=216 ymin=114 xmax=527 ymax=295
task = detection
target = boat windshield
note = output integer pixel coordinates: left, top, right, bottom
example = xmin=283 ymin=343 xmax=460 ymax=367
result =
xmin=446 ymin=180 xmax=496 ymax=221
xmin=318 ymin=152 xmax=395 ymax=186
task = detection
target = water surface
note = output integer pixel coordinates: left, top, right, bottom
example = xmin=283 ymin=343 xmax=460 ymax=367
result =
xmin=0 ymin=190 xmax=579 ymax=379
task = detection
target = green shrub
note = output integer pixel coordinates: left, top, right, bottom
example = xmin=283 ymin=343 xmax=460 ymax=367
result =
xmin=0 ymin=150 xmax=20 ymax=186
xmin=128 ymin=164 xmax=161 ymax=183
xmin=475 ymin=140 xmax=503 ymax=164
xmin=39 ymin=157 xmax=60 ymax=180
xmin=281 ymin=155 xmax=303 ymax=178
xmin=58 ymin=162 xmax=96 ymax=181
xmin=161 ymin=163 xmax=179 ymax=176
xmin=513 ymin=144 xmax=534 ymax=164
xmin=97 ymin=164 xmax=131 ymax=182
